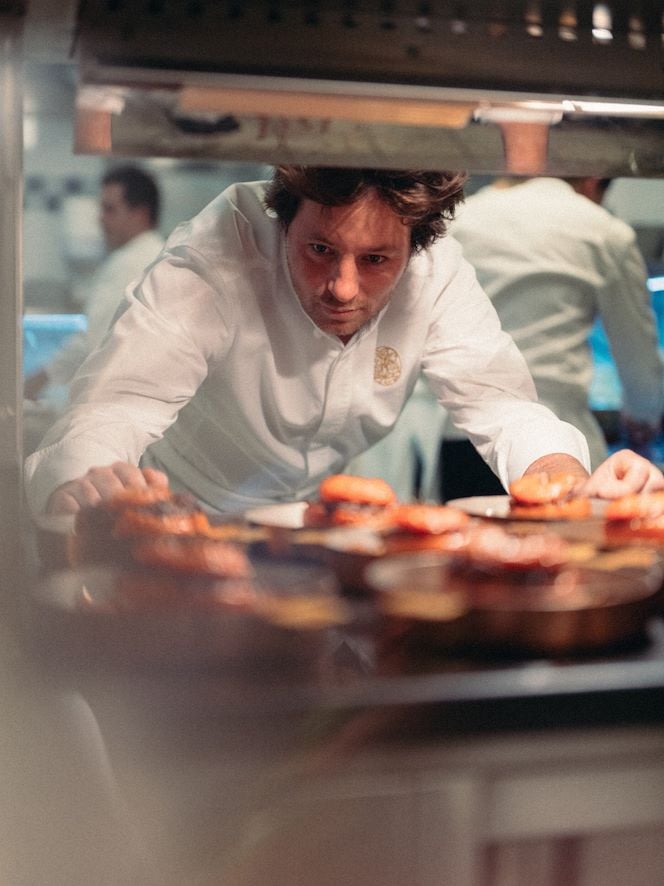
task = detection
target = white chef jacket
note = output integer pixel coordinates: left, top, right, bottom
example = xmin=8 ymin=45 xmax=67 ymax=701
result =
xmin=45 ymin=229 xmax=165 ymax=385
xmin=445 ymin=178 xmax=664 ymax=468
xmin=24 ymin=181 xmax=589 ymax=516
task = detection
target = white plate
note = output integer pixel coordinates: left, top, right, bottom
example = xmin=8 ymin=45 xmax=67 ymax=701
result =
xmin=447 ymin=494 xmax=606 ymax=520
xmin=447 ymin=495 xmax=513 ymax=518
xmin=244 ymin=501 xmax=308 ymax=529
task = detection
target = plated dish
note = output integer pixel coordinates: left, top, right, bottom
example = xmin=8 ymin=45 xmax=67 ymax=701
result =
xmin=447 ymin=494 xmax=606 ymax=521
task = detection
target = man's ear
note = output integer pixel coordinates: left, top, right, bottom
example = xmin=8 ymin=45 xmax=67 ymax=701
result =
xmin=132 ymin=204 xmax=153 ymax=230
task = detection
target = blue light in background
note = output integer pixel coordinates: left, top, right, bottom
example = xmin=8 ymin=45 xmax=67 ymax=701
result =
xmin=589 ymin=281 xmax=664 ymax=412
xmin=23 ymin=314 xmax=87 ymax=376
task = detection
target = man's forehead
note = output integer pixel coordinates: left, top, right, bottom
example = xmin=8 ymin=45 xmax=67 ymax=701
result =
xmin=297 ymin=195 xmax=408 ymax=246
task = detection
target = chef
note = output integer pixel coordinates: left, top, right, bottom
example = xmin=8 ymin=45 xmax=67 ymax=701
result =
xmin=24 ymin=166 xmax=664 ymax=517
xmin=24 ymin=165 xmax=165 ymax=404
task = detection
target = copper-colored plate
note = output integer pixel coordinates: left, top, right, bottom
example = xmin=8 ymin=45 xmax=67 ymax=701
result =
xmin=365 ymin=551 xmax=663 ymax=656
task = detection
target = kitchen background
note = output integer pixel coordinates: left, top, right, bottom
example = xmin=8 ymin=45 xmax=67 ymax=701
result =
xmin=22 ymin=61 xmax=664 ymax=430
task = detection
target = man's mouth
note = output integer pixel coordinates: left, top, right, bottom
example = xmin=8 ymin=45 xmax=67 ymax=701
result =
xmin=323 ymin=301 xmax=359 ymax=315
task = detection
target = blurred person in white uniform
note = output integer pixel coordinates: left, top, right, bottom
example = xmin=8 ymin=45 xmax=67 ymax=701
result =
xmin=24 ymin=165 xmax=164 ymax=402
xmin=439 ymin=175 xmax=664 ymax=501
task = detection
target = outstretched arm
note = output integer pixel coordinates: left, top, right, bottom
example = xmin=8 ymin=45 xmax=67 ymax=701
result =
xmin=522 ymin=452 xmax=589 ymax=483
xmin=522 ymin=448 xmax=664 ymax=498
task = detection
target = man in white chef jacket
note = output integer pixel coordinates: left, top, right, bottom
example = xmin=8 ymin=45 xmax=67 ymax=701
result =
xmin=24 ymin=165 xmax=165 ymax=402
xmin=24 ymin=166 xmax=664 ymax=517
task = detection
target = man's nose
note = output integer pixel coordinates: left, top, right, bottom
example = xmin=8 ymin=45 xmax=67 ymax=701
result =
xmin=328 ymin=255 xmax=359 ymax=302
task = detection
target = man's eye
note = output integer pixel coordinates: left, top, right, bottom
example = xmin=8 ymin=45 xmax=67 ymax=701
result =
xmin=365 ymin=254 xmax=386 ymax=265
xmin=310 ymin=243 xmax=331 ymax=255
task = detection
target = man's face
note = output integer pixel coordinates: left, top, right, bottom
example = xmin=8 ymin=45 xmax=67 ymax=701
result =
xmin=285 ymin=191 xmax=411 ymax=342
xmin=99 ymin=183 xmax=144 ymax=250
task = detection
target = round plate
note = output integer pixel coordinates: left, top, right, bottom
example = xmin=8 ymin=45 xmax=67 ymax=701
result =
xmin=447 ymin=494 xmax=606 ymax=521
xmin=244 ymin=502 xmax=308 ymax=529
xmin=365 ymin=551 xmax=661 ymax=655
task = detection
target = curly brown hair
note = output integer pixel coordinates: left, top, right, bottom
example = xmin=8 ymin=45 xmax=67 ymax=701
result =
xmin=264 ymin=166 xmax=467 ymax=253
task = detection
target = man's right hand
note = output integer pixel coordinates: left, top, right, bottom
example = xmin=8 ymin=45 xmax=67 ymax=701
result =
xmin=45 ymin=463 xmax=169 ymax=515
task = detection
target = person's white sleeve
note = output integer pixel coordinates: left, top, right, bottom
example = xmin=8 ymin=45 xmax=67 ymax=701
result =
xmin=24 ymin=254 xmax=231 ymax=516
xmin=422 ymin=258 xmax=590 ymax=487
xmin=596 ymin=228 xmax=664 ymax=423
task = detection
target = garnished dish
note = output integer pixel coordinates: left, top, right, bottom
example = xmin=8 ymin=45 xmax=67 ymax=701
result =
xmin=31 ymin=469 xmax=664 ymax=672
xmin=311 ymin=501 xmax=473 ymax=592
xmin=71 ymin=483 xmax=262 ymax=567
xmin=113 ymin=492 xmax=211 ymax=537
xmin=382 ymin=503 xmax=471 ymax=554
xmin=447 ymin=494 xmax=603 ymax=522
xmin=508 ymin=472 xmax=592 ymax=520
xmin=303 ymin=474 xmax=398 ymax=529
xmin=34 ymin=479 xmax=351 ymax=671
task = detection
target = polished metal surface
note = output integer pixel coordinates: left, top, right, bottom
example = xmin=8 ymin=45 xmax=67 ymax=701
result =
xmin=65 ymin=0 xmax=664 ymax=175
xmin=71 ymin=74 xmax=664 ymax=176
xmin=74 ymin=1 xmax=664 ymax=99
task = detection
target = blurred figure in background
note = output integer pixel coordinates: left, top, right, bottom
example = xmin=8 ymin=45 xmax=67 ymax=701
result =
xmin=440 ymin=175 xmax=664 ymax=501
xmin=24 ymin=165 xmax=164 ymax=402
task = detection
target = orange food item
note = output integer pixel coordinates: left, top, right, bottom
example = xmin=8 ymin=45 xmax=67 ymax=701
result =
xmin=319 ymin=474 xmax=397 ymax=507
xmin=383 ymin=529 xmax=469 ymax=555
xmin=509 ymin=497 xmax=592 ymax=521
xmin=379 ymin=504 xmax=471 ymax=554
xmin=113 ymin=498 xmax=211 ymax=538
xmin=604 ymin=493 xmax=664 ymax=543
xmin=605 ymin=516 xmax=664 ymax=542
xmin=390 ymin=503 xmax=470 ymax=535
xmin=605 ymin=492 xmax=664 ymax=522
xmin=304 ymin=474 xmax=398 ymax=529
xmin=326 ymin=506 xmax=397 ymax=530
xmin=132 ymin=535 xmax=254 ymax=578
xmin=509 ymin=472 xmax=580 ymax=505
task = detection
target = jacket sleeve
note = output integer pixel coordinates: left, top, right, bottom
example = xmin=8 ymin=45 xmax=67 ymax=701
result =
xmin=421 ymin=255 xmax=590 ymax=487
xmin=24 ymin=251 xmax=233 ymax=516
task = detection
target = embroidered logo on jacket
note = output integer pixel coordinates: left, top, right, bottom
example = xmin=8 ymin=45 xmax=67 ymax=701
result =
xmin=374 ymin=346 xmax=401 ymax=386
